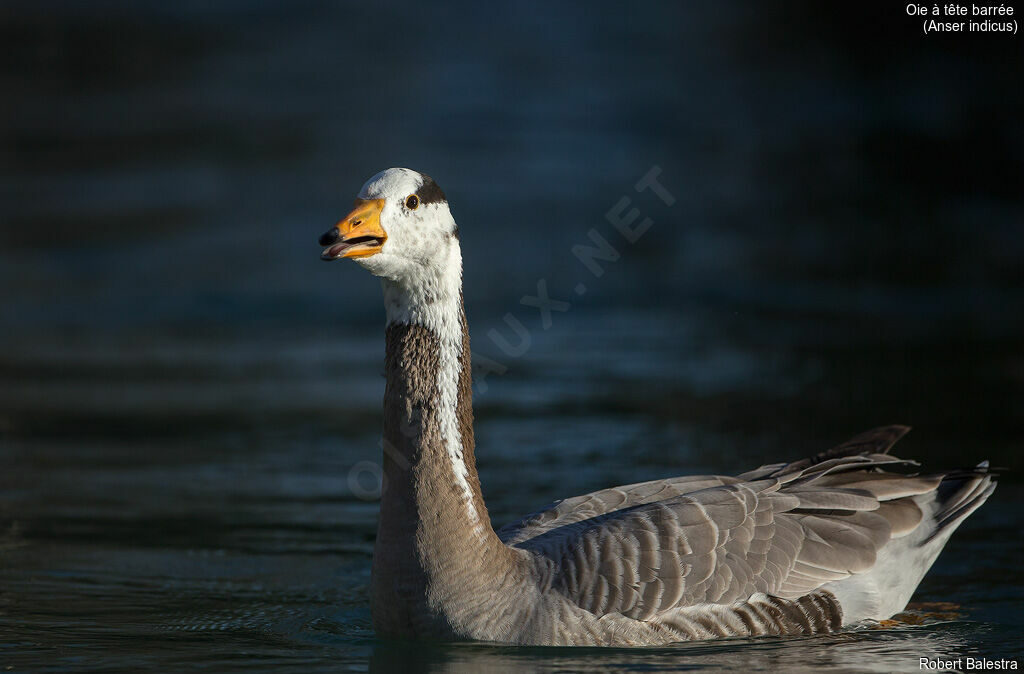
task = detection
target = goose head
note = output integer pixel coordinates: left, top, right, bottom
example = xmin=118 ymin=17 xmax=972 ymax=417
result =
xmin=319 ymin=168 xmax=458 ymax=286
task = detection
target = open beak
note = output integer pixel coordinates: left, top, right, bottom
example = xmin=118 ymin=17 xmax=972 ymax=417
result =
xmin=319 ymin=198 xmax=387 ymax=260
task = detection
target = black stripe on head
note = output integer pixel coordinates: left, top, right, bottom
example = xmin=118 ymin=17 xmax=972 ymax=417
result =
xmin=417 ymin=174 xmax=447 ymax=205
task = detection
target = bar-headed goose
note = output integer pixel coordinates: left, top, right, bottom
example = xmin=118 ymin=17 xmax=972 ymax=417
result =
xmin=317 ymin=167 xmax=996 ymax=646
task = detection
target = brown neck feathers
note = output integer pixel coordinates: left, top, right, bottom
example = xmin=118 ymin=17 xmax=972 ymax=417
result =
xmin=371 ymin=295 xmax=512 ymax=637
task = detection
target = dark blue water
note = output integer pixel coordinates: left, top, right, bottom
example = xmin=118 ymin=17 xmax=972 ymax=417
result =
xmin=1 ymin=2 xmax=1022 ymax=671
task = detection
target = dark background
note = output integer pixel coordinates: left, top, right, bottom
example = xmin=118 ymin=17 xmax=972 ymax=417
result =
xmin=1 ymin=1 xmax=1021 ymax=671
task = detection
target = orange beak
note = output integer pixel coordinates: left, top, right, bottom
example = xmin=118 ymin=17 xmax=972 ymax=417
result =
xmin=319 ymin=198 xmax=387 ymax=260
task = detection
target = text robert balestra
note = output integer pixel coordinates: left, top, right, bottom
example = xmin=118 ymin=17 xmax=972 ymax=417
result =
xmin=920 ymin=657 xmax=1018 ymax=670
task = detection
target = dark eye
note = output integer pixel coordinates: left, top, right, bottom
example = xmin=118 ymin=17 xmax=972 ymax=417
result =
xmin=405 ymin=195 xmax=419 ymax=210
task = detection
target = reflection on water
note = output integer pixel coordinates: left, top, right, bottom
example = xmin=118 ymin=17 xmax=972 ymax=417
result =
xmin=366 ymin=624 xmax=1017 ymax=674
xmin=1 ymin=1 xmax=1022 ymax=671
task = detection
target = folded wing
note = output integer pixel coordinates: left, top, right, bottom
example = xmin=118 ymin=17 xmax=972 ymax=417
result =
xmin=499 ymin=426 xmax=946 ymax=620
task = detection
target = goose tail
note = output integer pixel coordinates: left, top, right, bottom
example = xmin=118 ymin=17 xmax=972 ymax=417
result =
xmin=825 ymin=459 xmax=997 ymax=624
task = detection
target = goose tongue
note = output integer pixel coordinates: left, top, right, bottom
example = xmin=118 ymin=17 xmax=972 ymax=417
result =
xmin=322 ymin=242 xmax=351 ymax=260
xmin=320 ymin=235 xmax=383 ymax=261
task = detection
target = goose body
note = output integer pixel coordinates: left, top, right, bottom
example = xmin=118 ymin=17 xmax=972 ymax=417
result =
xmin=319 ymin=168 xmax=996 ymax=646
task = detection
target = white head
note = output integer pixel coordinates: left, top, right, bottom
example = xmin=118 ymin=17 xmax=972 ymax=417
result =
xmin=319 ymin=168 xmax=463 ymax=327
xmin=319 ymin=168 xmax=459 ymax=284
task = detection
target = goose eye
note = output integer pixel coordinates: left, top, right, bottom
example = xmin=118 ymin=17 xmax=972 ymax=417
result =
xmin=405 ymin=195 xmax=419 ymax=210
